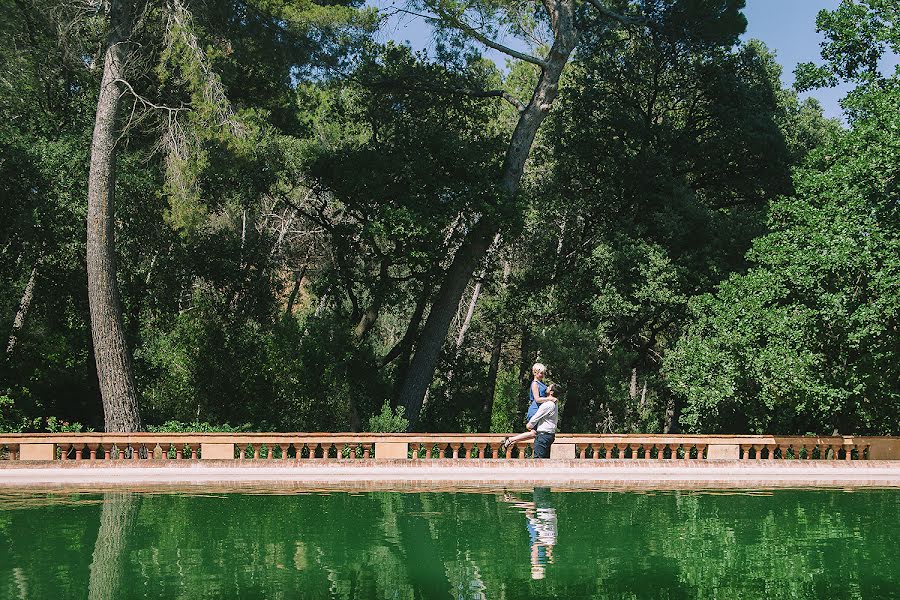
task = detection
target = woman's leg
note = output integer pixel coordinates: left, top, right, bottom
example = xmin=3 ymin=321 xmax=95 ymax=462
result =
xmin=505 ymin=430 xmax=537 ymax=445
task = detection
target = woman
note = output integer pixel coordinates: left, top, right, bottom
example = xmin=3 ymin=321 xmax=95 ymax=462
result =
xmin=500 ymin=382 xmax=560 ymax=453
xmin=525 ymin=363 xmax=549 ymax=422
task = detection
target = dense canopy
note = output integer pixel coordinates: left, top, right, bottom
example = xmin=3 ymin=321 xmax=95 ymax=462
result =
xmin=0 ymin=0 xmax=896 ymax=435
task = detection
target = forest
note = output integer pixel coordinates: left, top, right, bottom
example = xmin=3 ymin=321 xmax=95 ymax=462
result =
xmin=0 ymin=0 xmax=897 ymax=435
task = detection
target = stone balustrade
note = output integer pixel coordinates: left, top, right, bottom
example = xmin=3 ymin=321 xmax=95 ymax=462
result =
xmin=0 ymin=433 xmax=897 ymax=462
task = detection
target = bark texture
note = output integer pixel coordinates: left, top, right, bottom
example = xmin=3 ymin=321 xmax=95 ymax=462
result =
xmin=397 ymin=0 xmax=578 ymax=429
xmin=6 ymin=265 xmax=37 ymax=356
xmin=86 ymin=0 xmax=142 ymax=432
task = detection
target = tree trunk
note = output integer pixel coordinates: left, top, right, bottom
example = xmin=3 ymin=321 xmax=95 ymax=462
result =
xmin=455 ymin=279 xmax=482 ymax=350
xmin=397 ymin=7 xmax=577 ymax=429
xmin=353 ymin=258 xmax=389 ymax=343
xmin=663 ymin=393 xmax=680 ymax=434
xmin=442 ymin=277 xmax=484 ymax=395
xmin=6 ymin=265 xmax=37 ymax=356
xmin=88 ymin=493 xmax=141 ymax=600
xmin=284 ymin=264 xmax=308 ymax=316
xmin=483 ymin=260 xmax=511 ymax=430
xmin=384 ymin=282 xmax=433 ymax=409
xmin=86 ymin=0 xmax=142 ymax=432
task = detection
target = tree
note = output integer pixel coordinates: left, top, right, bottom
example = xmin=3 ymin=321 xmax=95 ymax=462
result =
xmin=665 ymin=1 xmax=899 ymax=434
xmin=395 ymin=0 xmax=749 ymax=429
xmin=86 ymin=0 xmax=143 ymax=432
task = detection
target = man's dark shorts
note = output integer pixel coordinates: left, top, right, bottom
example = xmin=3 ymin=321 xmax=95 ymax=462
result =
xmin=533 ymin=432 xmax=555 ymax=458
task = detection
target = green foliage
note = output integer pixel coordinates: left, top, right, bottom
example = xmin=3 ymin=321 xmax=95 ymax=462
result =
xmin=1 ymin=0 xmax=894 ymax=437
xmin=0 ymin=393 xmax=86 ymax=433
xmin=146 ymin=420 xmax=251 ymax=433
xmin=795 ymin=0 xmax=899 ymax=91
xmin=367 ymin=402 xmax=409 ymax=433
xmin=666 ymin=76 xmax=900 ymax=434
xmin=489 ymin=369 xmax=523 ymax=433
xmin=0 ymin=395 xmax=14 ymax=433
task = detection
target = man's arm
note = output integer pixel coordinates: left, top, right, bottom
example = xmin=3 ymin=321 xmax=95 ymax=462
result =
xmin=527 ymin=402 xmax=553 ymax=430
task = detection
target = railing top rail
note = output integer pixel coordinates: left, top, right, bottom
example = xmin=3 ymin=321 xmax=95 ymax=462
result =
xmin=0 ymin=433 xmax=892 ymax=444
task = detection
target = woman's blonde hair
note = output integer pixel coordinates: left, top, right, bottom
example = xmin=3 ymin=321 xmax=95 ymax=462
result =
xmin=532 ymin=362 xmax=547 ymax=375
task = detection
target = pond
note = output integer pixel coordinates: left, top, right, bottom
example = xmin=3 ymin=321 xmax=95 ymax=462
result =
xmin=0 ymin=487 xmax=897 ymax=599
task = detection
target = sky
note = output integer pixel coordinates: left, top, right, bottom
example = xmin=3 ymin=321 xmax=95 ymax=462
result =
xmin=373 ymin=0 xmax=896 ymax=122
xmin=742 ymin=0 xmax=847 ymax=120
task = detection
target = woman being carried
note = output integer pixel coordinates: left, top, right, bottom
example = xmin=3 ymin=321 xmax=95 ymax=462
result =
xmin=500 ymin=380 xmax=560 ymax=457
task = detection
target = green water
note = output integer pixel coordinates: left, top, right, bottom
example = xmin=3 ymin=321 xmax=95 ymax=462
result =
xmin=0 ymin=488 xmax=897 ymax=599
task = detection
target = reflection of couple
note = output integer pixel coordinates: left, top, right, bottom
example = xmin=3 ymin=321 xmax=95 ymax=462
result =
xmin=500 ymin=363 xmax=559 ymax=458
xmin=502 ymin=487 xmax=558 ymax=580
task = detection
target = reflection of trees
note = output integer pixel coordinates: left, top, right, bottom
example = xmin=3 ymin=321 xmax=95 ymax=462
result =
xmin=2 ymin=489 xmax=897 ymax=599
xmin=88 ymin=493 xmax=141 ymax=600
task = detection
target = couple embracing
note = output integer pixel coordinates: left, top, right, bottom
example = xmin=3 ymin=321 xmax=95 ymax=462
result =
xmin=500 ymin=363 xmax=559 ymax=458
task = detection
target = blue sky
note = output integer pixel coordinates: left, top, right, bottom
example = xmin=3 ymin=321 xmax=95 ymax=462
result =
xmin=743 ymin=0 xmax=847 ymax=120
xmin=374 ymin=0 xmax=896 ymax=122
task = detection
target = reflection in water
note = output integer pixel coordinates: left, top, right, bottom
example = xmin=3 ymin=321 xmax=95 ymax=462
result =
xmin=501 ymin=487 xmax=558 ymax=580
xmin=88 ymin=493 xmax=141 ymax=600
xmin=0 ymin=488 xmax=897 ymax=599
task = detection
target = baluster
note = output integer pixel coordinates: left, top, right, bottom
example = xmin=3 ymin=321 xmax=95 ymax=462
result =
xmin=307 ymin=443 xmax=316 ymax=459
xmin=362 ymin=444 xmax=371 ymax=459
xmin=844 ymin=445 xmax=853 ymax=461
xmin=252 ymin=444 xmax=260 ymax=460
xmin=698 ymin=444 xmax=707 ymax=460
xmin=88 ymin=444 xmax=97 ymax=460
xmin=740 ymin=445 xmax=751 ymax=460
xmin=658 ymin=445 xmax=667 ymax=461
xmin=188 ymin=444 xmax=198 ymax=460
xmin=520 ymin=443 xmax=528 ymax=459
xmin=175 ymin=444 xmax=184 ymax=460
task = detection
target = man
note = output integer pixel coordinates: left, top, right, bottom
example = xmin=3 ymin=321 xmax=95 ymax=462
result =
xmin=527 ymin=383 xmax=559 ymax=459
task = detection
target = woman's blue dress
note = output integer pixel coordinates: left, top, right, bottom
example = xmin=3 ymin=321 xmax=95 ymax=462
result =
xmin=525 ymin=379 xmax=548 ymax=422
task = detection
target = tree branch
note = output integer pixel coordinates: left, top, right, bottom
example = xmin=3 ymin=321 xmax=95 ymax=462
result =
xmin=452 ymin=18 xmax=549 ymax=68
xmin=583 ymin=0 xmax=649 ymax=27
xmin=376 ymin=78 xmax=526 ymax=112
xmin=387 ymin=6 xmax=548 ymax=68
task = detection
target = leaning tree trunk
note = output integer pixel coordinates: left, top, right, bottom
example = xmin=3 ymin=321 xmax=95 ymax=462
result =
xmin=6 ymin=265 xmax=37 ymax=356
xmin=397 ymin=4 xmax=577 ymax=429
xmin=86 ymin=0 xmax=141 ymax=432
